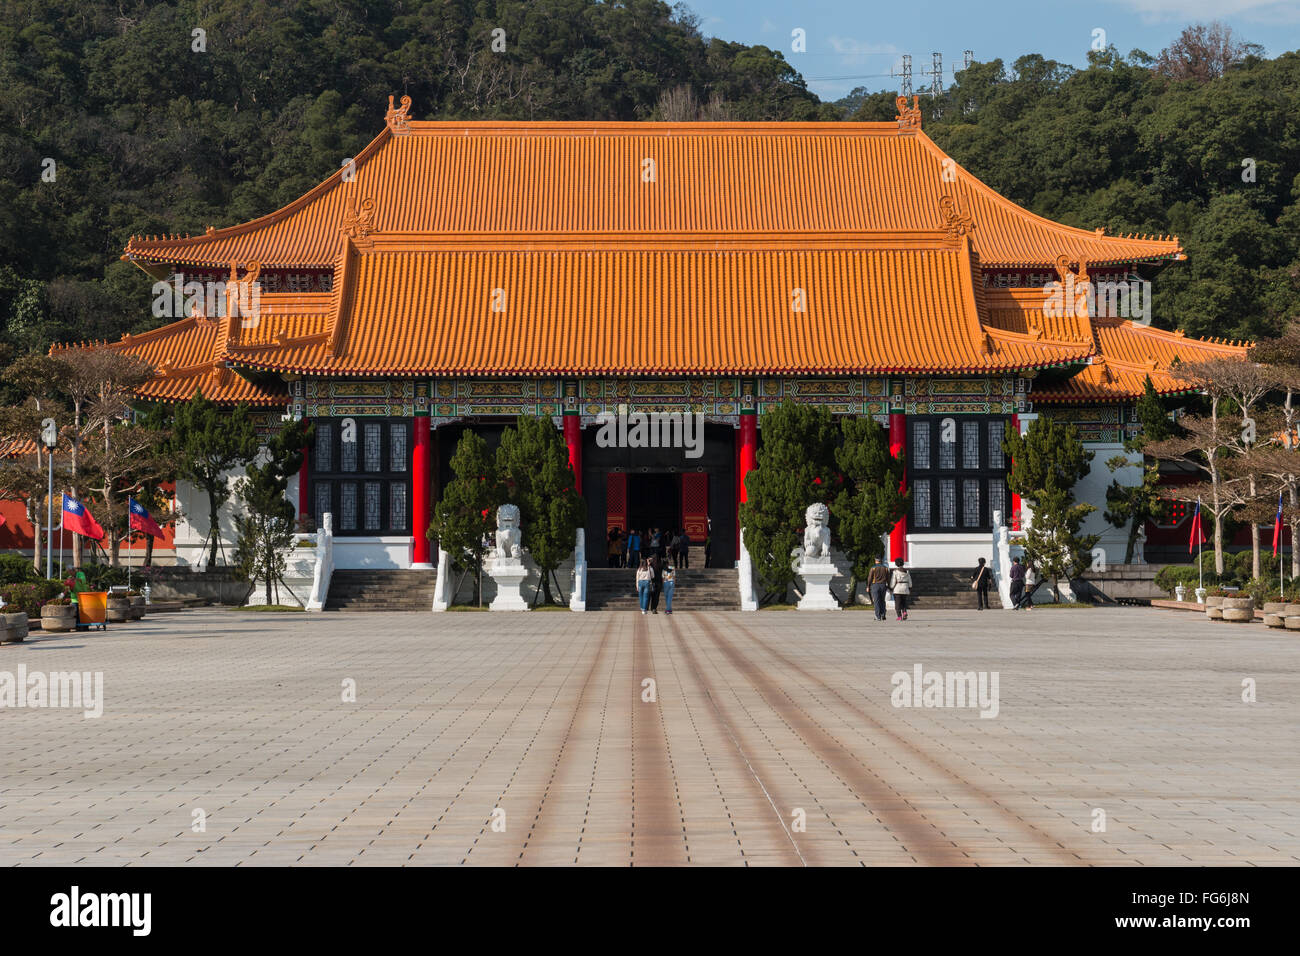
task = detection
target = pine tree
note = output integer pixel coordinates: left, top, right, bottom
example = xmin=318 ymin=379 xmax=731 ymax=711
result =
xmin=495 ymin=416 xmax=584 ymax=605
xmin=430 ymin=429 xmax=500 ymax=606
xmin=833 ymin=415 xmax=907 ymax=602
xmin=233 ymin=418 xmax=311 ymax=607
xmin=1004 ymin=416 xmax=1097 ymax=598
xmin=170 ymin=392 xmax=259 ymax=567
xmin=738 ymin=402 xmax=839 ymax=605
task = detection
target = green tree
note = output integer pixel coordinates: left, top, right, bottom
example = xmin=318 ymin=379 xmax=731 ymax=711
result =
xmin=169 ymin=392 xmax=259 ymax=567
xmin=233 ymin=418 xmax=311 ymax=607
xmin=1004 ymin=416 xmax=1098 ymax=598
xmin=738 ymin=402 xmax=839 ymax=605
xmin=832 ymin=415 xmax=907 ymax=603
xmin=430 ymin=430 xmax=500 ymax=606
xmin=494 ymin=415 xmax=584 ymax=606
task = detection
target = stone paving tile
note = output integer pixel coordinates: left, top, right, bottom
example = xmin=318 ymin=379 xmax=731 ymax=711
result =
xmin=0 ymin=605 xmax=1296 ymax=866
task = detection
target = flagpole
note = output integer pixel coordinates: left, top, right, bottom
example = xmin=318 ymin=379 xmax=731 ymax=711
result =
xmin=1197 ymin=499 xmax=1203 ymax=591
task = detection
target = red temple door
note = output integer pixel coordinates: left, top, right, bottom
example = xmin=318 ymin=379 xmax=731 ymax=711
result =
xmin=680 ymin=473 xmax=708 ymax=540
xmin=606 ymin=472 xmax=627 ymax=534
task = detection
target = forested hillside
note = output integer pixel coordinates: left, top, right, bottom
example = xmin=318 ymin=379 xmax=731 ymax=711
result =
xmin=0 ymin=2 xmax=1296 ymax=355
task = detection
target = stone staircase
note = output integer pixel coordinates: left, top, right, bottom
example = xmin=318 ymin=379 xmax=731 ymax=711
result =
xmin=903 ymin=568 xmax=986 ymax=610
xmin=585 ymin=567 xmax=740 ymax=611
xmin=324 ymin=569 xmax=439 ymax=611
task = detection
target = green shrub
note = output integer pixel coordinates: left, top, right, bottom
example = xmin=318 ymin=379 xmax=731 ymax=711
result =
xmin=78 ymin=565 xmax=130 ymax=590
xmin=1 ymin=580 xmax=68 ymax=617
xmin=1153 ymin=564 xmax=1217 ymax=595
xmin=0 ymin=552 xmax=36 ymax=584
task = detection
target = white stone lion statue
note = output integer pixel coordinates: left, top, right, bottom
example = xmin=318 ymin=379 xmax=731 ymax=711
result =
xmin=796 ymin=502 xmax=832 ymax=562
xmin=493 ymin=504 xmax=522 ymax=560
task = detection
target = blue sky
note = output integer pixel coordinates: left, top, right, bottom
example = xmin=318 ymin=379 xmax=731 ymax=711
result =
xmin=680 ymin=0 xmax=1300 ymax=102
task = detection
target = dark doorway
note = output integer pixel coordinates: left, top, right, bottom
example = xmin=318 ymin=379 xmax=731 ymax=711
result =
xmin=627 ymin=473 xmax=680 ymax=540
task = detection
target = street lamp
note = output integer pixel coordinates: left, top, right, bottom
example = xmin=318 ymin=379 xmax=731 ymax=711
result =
xmin=41 ymin=418 xmax=57 ymax=580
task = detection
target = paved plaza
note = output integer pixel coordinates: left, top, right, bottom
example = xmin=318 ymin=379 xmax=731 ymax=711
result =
xmin=0 ymin=606 xmax=1296 ymax=866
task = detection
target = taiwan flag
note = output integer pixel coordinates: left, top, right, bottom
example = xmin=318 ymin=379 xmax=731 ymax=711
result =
xmin=62 ymin=494 xmax=104 ymax=542
xmin=129 ymin=497 xmax=165 ymax=538
xmin=1272 ymin=492 xmax=1285 ymax=557
xmin=1187 ymin=499 xmax=1206 ymax=554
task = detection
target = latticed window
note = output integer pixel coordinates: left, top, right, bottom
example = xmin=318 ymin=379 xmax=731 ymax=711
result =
xmin=989 ymin=479 xmax=1007 ymax=526
xmin=913 ymin=480 xmax=931 ymax=529
xmin=314 ymin=423 xmax=333 ymax=472
xmin=912 ymin=426 xmax=931 ymax=470
xmin=962 ymin=479 xmax=980 ymax=527
xmin=310 ymin=417 xmax=413 ymax=536
xmin=988 ymin=421 xmax=1006 ymax=470
xmin=340 ymin=482 xmax=358 ymax=531
xmin=315 ymin=482 xmax=332 ymax=524
xmin=363 ymin=423 xmax=382 ymax=472
xmin=364 ymin=482 xmax=382 ymax=530
xmin=939 ymin=479 xmax=957 ymax=528
xmin=907 ymin=416 xmax=1010 ymax=533
xmin=390 ymin=424 xmax=408 ymax=472
xmin=962 ymin=421 xmax=980 ymax=470
xmin=390 ymin=482 xmax=408 ymax=531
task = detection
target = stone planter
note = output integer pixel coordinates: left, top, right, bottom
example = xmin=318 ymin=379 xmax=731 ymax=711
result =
xmin=0 ymin=610 xmax=29 ymax=643
xmin=40 ymin=604 xmax=78 ymax=632
xmin=1262 ymin=601 xmax=1288 ymax=628
xmin=1204 ymin=595 xmax=1225 ymax=620
xmin=1220 ymin=596 xmax=1255 ymax=623
xmin=105 ymin=597 xmax=132 ymax=623
xmin=128 ymin=595 xmax=146 ymax=620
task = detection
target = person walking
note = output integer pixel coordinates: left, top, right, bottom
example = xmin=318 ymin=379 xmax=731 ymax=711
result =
xmin=1019 ymin=560 xmax=1038 ymax=609
xmin=649 ymin=552 xmax=664 ymax=613
xmin=971 ymin=557 xmax=992 ymax=610
xmin=636 ymin=559 xmax=652 ymax=615
xmin=662 ymin=563 xmax=676 ymax=614
xmin=677 ymin=530 xmax=690 ymax=569
xmin=1008 ymin=556 xmax=1025 ymax=610
xmin=867 ymin=558 xmax=890 ymax=620
xmin=889 ymin=558 xmax=912 ymax=621
xmin=607 ymin=529 xmax=623 ymax=569
xmin=627 ymin=529 xmax=641 ymax=569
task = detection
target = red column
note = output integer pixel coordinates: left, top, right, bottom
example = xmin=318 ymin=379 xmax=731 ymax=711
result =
xmin=411 ymin=413 xmax=432 ymax=568
xmin=737 ymin=411 xmax=758 ymax=557
xmin=1009 ymin=413 xmax=1021 ymax=531
xmin=563 ymin=413 xmax=582 ymax=494
xmin=889 ymin=411 xmax=907 ymax=562
xmin=298 ymin=418 xmax=310 ymax=522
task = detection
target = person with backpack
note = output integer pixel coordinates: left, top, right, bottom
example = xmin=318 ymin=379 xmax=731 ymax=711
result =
xmin=971 ymin=557 xmax=992 ymax=610
xmin=635 ymin=559 xmax=652 ymax=615
xmin=889 ymin=558 xmax=912 ymax=621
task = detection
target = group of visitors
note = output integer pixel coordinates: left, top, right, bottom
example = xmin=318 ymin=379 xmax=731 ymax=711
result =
xmin=865 ymin=557 xmax=912 ymax=621
xmin=970 ymin=555 xmax=1039 ymax=610
xmin=607 ymin=527 xmax=695 ymax=570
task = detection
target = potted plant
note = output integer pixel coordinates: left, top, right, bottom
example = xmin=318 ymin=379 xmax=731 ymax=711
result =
xmin=1220 ymin=592 xmax=1256 ymax=623
xmin=1261 ymin=594 xmax=1288 ymax=628
xmin=125 ymin=588 xmax=146 ymax=620
xmin=1204 ymin=587 xmax=1227 ymax=620
xmin=0 ymin=603 xmax=29 ymax=643
xmin=105 ymin=592 xmax=133 ymax=623
xmin=41 ymin=596 xmax=78 ymax=632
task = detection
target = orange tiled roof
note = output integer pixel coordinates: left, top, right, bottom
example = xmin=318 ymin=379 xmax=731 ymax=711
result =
xmin=123 ymin=119 xmax=1182 ymax=270
xmin=1030 ymin=318 xmax=1250 ymax=402
xmin=216 ymin=240 xmax=1092 ymax=377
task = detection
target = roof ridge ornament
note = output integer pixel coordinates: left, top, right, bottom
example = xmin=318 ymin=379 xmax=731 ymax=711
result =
xmin=341 ymin=196 xmax=377 ymax=242
xmin=895 ymin=95 xmax=922 ymax=132
xmin=938 ymin=194 xmax=974 ymax=239
xmin=386 ymin=95 xmax=412 ymax=135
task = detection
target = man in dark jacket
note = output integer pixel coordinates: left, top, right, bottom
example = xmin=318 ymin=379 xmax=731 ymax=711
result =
xmin=649 ymin=553 xmax=664 ymax=613
xmin=676 ymin=531 xmax=690 ymax=569
xmin=1008 ymin=557 xmax=1025 ymax=610
xmin=971 ymin=557 xmax=992 ymax=610
xmin=867 ymin=558 xmax=891 ymax=620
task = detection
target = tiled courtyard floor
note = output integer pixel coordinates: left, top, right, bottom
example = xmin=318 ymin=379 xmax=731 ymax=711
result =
xmin=1 ymin=605 xmax=1296 ymax=866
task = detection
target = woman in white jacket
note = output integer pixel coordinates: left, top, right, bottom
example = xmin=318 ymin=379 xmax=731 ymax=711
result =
xmin=889 ymin=558 xmax=912 ymax=621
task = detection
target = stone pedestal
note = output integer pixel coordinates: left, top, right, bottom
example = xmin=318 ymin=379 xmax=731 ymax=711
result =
xmin=796 ymin=559 xmax=840 ymax=611
xmin=487 ymin=560 xmax=529 ymax=611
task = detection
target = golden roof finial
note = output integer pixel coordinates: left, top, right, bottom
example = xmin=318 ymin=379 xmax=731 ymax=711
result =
xmin=386 ymin=94 xmax=413 ymax=135
xmin=895 ymin=95 xmax=922 ymax=132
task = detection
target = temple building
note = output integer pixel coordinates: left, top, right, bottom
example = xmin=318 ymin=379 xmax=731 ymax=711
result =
xmin=64 ymin=95 xmax=1248 ymax=572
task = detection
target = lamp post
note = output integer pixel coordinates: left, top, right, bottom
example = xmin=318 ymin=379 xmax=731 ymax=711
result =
xmin=41 ymin=418 xmax=57 ymax=579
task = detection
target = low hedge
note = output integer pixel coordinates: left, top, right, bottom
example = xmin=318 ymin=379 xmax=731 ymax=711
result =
xmin=1 ymin=580 xmax=69 ymax=618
